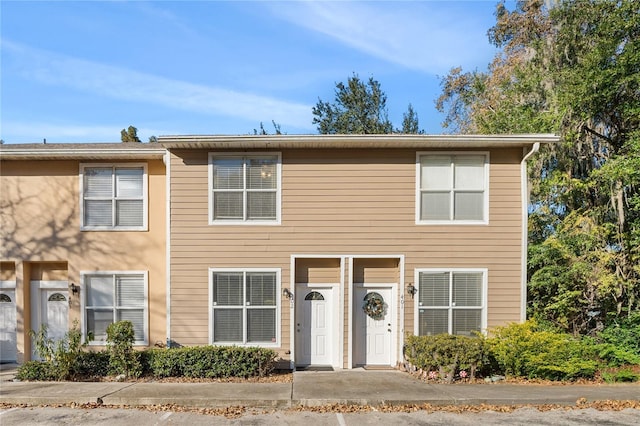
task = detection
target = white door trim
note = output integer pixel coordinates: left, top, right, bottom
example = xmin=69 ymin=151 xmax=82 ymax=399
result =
xmin=290 ymin=255 xmax=345 ymax=371
xmin=294 ymin=284 xmax=340 ymax=368
xmin=346 ymin=255 xmax=404 ymax=369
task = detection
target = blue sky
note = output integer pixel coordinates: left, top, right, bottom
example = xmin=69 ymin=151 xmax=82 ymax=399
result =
xmin=1 ymin=1 xmax=504 ymax=144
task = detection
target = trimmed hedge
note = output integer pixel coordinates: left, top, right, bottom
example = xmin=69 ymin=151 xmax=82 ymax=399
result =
xmin=404 ymin=334 xmax=488 ymax=382
xmin=146 ymin=346 xmax=277 ymax=378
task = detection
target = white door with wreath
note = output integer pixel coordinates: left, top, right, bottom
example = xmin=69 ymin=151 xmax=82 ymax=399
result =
xmin=354 ymin=286 xmax=393 ymax=366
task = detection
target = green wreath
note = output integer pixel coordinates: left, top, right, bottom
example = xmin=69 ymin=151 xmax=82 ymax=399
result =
xmin=363 ymin=293 xmax=385 ymax=320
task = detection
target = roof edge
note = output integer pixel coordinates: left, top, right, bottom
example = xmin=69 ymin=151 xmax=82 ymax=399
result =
xmin=0 ymin=147 xmax=166 ymax=160
xmin=158 ymin=133 xmax=559 ymax=149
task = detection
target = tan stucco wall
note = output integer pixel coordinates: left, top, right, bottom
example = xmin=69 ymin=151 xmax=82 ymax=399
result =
xmin=0 ymin=159 xmax=166 ymax=361
xmin=168 ymin=147 xmax=525 ymax=365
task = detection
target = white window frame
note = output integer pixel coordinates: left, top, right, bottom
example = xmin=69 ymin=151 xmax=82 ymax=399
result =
xmin=208 ymin=267 xmax=281 ymax=347
xmin=208 ymin=153 xmax=282 ymax=225
xmin=79 ymin=163 xmax=148 ymax=231
xmin=415 ymin=152 xmax=489 ymax=225
xmin=80 ymin=271 xmax=149 ymax=346
xmin=413 ymin=268 xmax=488 ymax=336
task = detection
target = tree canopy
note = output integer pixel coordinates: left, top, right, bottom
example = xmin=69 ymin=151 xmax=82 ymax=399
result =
xmin=120 ymin=126 xmax=141 ymax=143
xmin=313 ymin=73 xmax=423 ymax=134
xmin=436 ymin=0 xmax=640 ymax=335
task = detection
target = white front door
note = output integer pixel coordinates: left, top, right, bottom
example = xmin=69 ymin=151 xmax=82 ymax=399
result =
xmin=0 ymin=290 xmax=17 ymax=362
xmin=295 ymin=287 xmax=334 ymax=366
xmin=41 ymin=290 xmax=69 ymax=343
xmin=354 ymin=287 xmax=393 ymax=366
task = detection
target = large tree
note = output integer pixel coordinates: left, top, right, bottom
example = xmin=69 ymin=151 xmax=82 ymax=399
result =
xmin=120 ymin=126 xmax=141 ymax=143
xmin=437 ymin=0 xmax=640 ymax=335
xmin=312 ymin=74 xmax=394 ymax=134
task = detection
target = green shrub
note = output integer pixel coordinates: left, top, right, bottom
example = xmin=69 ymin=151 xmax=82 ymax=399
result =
xmin=106 ymin=321 xmax=142 ymax=378
xmin=28 ymin=320 xmax=92 ymax=380
xmin=597 ymin=313 xmax=640 ymax=357
xmin=404 ymin=334 xmax=488 ymax=382
xmin=601 ymin=368 xmax=640 ymax=383
xmin=591 ymin=341 xmax=640 ymax=367
xmin=74 ymin=351 xmax=111 ymax=378
xmin=15 ymin=361 xmax=56 ymax=381
xmin=146 ymin=346 xmax=277 ymax=378
xmin=486 ymin=321 xmax=597 ymax=380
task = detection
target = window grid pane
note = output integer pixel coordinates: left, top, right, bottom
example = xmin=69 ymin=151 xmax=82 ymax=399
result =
xmin=452 ymin=273 xmax=482 ymax=307
xmin=419 ymin=272 xmax=449 ymax=306
xmin=418 ymin=309 xmax=448 ymax=336
xmin=213 ymin=192 xmax=243 ymax=220
xmin=247 ymin=192 xmax=276 ymax=220
xmin=246 ymin=273 xmax=276 ymax=306
xmin=86 ymin=308 xmax=113 ymax=342
xmin=213 ymin=273 xmax=243 ymax=306
xmin=421 ymin=192 xmax=451 ymax=221
xmin=115 ymin=168 xmax=143 ymax=197
xmin=453 ymin=192 xmax=484 ymax=221
xmin=85 ymin=200 xmax=113 ymax=227
xmin=214 ymin=309 xmax=243 ymax=342
xmin=84 ymin=168 xmax=113 ymax=197
xmin=212 ymin=158 xmax=244 ymax=189
xmin=453 ymin=309 xmax=481 ymax=336
xmin=116 ymin=275 xmax=145 ymax=307
xmin=117 ymin=309 xmax=145 ymax=341
xmin=86 ymin=276 xmax=113 ymax=306
xmin=116 ymin=200 xmax=144 ymax=226
xmin=247 ymin=309 xmax=276 ymax=342
xmin=246 ymin=158 xmax=277 ymax=189
xmin=454 ymin=156 xmax=484 ymax=189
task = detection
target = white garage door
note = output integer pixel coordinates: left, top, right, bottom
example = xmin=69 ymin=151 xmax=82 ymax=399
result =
xmin=0 ymin=290 xmax=17 ymax=363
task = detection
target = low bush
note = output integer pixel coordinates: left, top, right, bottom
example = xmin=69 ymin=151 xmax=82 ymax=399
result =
xmin=601 ymin=367 xmax=640 ymax=383
xmin=404 ymin=334 xmax=488 ymax=382
xmin=597 ymin=313 xmax=640 ymax=358
xmin=146 ymin=345 xmax=277 ymax=378
xmin=74 ymin=351 xmax=111 ymax=379
xmin=15 ymin=361 xmax=56 ymax=381
xmin=486 ymin=321 xmax=598 ymax=380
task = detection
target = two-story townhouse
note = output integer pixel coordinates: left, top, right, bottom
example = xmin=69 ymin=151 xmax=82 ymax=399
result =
xmin=0 ymin=143 xmax=166 ymax=363
xmin=160 ymin=134 xmax=558 ymax=370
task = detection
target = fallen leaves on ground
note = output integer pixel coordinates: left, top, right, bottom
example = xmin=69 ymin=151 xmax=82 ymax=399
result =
xmin=2 ymin=400 xmax=639 ymax=418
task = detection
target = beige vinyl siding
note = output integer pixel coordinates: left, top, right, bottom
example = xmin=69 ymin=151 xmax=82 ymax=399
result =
xmin=169 ymin=147 xmax=524 ymax=358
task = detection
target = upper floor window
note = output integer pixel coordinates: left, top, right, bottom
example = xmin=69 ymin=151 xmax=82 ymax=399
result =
xmin=415 ymin=269 xmax=486 ymax=336
xmin=80 ymin=164 xmax=147 ymax=231
xmin=209 ymin=153 xmax=281 ymax=224
xmin=417 ymin=153 xmax=488 ymax=224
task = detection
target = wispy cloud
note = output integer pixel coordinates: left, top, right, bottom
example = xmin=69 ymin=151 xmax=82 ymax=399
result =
xmin=3 ymin=122 xmax=124 ymax=142
xmin=269 ymin=2 xmax=495 ymax=75
xmin=2 ymin=40 xmax=313 ymax=130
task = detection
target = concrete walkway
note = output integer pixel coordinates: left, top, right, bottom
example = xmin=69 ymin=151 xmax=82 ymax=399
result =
xmin=1 ymin=365 xmax=638 ymax=409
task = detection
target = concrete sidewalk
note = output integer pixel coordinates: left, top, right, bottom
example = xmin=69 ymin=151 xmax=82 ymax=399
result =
xmin=1 ymin=366 xmax=638 ymax=409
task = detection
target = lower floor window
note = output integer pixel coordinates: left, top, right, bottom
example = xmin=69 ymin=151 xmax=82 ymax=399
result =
xmin=416 ymin=269 xmax=485 ymax=336
xmin=83 ymin=272 xmax=147 ymax=344
xmin=210 ymin=269 xmax=279 ymax=345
